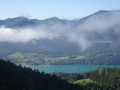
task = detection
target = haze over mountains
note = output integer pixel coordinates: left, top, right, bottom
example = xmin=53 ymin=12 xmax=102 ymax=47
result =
xmin=0 ymin=10 xmax=120 ymax=65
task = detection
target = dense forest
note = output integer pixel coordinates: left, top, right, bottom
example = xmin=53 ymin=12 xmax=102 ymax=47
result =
xmin=63 ymin=67 xmax=120 ymax=90
xmin=0 ymin=59 xmax=120 ymax=90
xmin=1 ymin=59 xmax=120 ymax=90
xmin=0 ymin=59 xmax=83 ymax=90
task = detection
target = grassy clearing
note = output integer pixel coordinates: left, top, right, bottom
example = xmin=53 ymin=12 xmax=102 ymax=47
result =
xmin=8 ymin=52 xmax=36 ymax=58
xmin=44 ymin=57 xmax=69 ymax=61
xmin=9 ymin=52 xmax=24 ymax=58
xmin=8 ymin=52 xmax=70 ymax=63
xmin=75 ymin=56 xmax=85 ymax=60
xmin=8 ymin=52 xmax=85 ymax=65
xmin=73 ymin=79 xmax=96 ymax=85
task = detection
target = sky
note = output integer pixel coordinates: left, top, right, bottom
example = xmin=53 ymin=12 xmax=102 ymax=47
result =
xmin=0 ymin=0 xmax=120 ymax=20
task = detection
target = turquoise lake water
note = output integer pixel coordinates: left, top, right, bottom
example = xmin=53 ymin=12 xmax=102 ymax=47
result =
xmin=21 ymin=64 xmax=120 ymax=73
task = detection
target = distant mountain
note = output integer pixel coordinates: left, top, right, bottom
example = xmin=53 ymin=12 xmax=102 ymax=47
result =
xmin=0 ymin=10 xmax=120 ymax=65
xmin=0 ymin=10 xmax=120 ymax=28
xmin=0 ymin=17 xmax=39 ymax=27
xmin=0 ymin=16 xmax=69 ymax=28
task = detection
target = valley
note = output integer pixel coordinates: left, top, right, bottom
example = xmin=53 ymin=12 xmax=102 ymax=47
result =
xmin=1 ymin=0 xmax=120 ymax=90
xmin=7 ymin=52 xmax=85 ymax=65
xmin=6 ymin=51 xmax=120 ymax=65
xmin=0 ymin=10 xmax=120 ymax=66
xmin=0 ymin=10 xmax=120 ymax=65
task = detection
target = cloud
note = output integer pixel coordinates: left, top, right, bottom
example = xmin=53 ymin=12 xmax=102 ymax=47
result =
xmin=0 ymin=11 xmax=120 ymax=50
xmin=77 ymin=11 xmax=120 ymax=32
xmin=0 ymin=27 xmax=56 ymax=43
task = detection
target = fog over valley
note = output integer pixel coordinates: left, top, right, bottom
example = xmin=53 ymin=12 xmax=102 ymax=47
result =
xmin=0 ymin=10 xmax=120 ymax=50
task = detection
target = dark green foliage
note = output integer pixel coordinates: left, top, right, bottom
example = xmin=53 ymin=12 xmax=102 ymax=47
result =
xmin=0 ymin=59 xmax=83 ymax=90
xmin=52 ymin=72 xmax=80 ymax=78
xmin=2 ymin=41 xmax=120 ymax=65
xmin=83 ymin=68 xmax=120 ymax=89
xmin=0 ymin=59 xmax=120 ymax=90
xmin=64 ymin=67 xmax=120 ymax=90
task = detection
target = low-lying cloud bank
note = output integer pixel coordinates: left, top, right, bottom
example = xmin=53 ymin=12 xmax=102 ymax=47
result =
xmin=0 ymin=11 xmax=120 ymax=50
xmin=0 ymin=27 xmax=57 ymax=43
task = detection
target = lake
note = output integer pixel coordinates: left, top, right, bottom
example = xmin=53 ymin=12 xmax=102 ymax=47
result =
xmin=21 ymin=64 xmax=120 ymax=73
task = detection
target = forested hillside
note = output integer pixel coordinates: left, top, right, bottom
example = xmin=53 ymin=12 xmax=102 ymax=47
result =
xmin=64 ymin=67 xmax=120 ymax=90
xmin=0 ymin=59 xmax=83 ymax=90
xmin=0 ymin=59 xmax=120 ymax=90
xmin=0 ymin=10 xmax=120 ymax=65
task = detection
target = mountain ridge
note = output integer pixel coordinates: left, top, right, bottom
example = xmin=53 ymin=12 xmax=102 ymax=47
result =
xmin=0 ymin=10 xmax=120 ymax=28
xmin=0 ymin=10 xmax=120 ymax=65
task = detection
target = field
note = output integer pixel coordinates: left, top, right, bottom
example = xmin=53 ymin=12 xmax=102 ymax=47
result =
xmin=73 ymin=79 xmax=96 ymax=85
xmin=8 ymin=52 xmax=86 ymax=65
xmin=7 ymin=52 xmax=120 ymax=65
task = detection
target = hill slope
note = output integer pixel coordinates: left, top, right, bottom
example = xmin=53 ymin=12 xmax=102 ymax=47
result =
xmin=0 ymin=10 xmax=120 ymax=65
xmin=0 ymin=59 xmax=83 ymax=90
xmin=64 ymin=67 xmax=120 ymax=90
